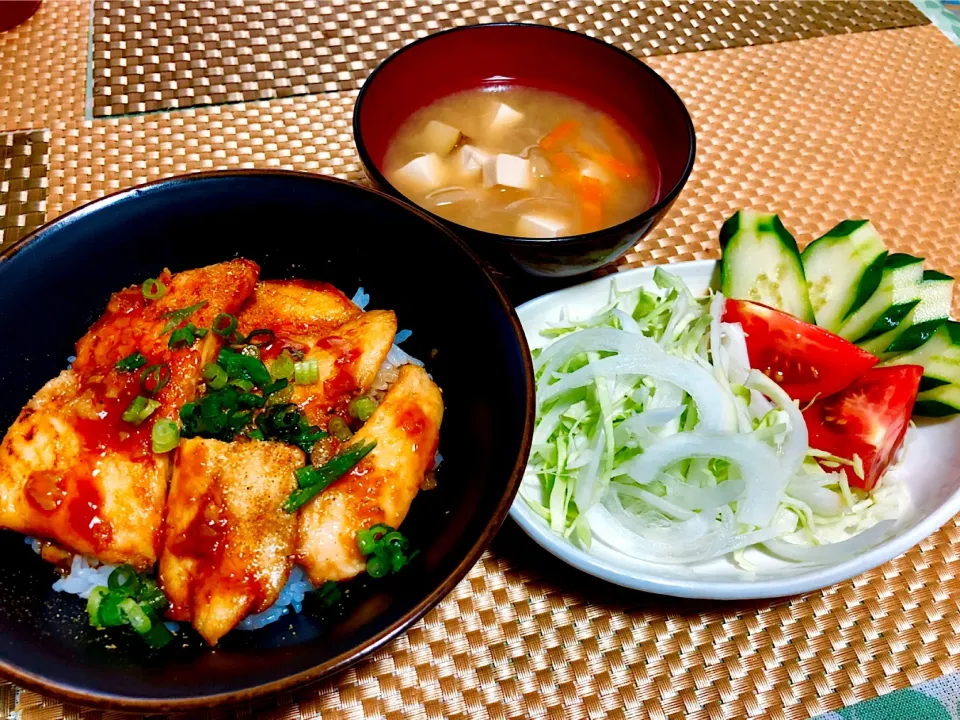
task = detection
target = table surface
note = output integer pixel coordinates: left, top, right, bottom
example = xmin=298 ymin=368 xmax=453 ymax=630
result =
xmin=1 ymin=1 xmax=959 ymax=719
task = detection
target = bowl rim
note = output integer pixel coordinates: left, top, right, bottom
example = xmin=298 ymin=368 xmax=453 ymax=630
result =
xmin=0 ymin=169 xmax=537 ymax=711
xmin=352 ymin=21 xmax=697 ymax=246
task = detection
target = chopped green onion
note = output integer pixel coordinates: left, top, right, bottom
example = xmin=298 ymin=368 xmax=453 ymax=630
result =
xmin=138 ymin=578 xmax=169 ymax=614
xmin=84 ymin=566 xmax=173 ymax=649
xmin=263 ymin=377 xmax=289 ymax=396
xmin=142 ymin=278 xmax=167 ymax=301
xmin=115 ymin=351 xmax=148 ymax=373
xmin=245 ymin=328 xmax=276 ymax=347
xmin=328 ymin=417 xmax=353 ymax=441
xmin=295 ymin=465 xmax=321 ymax=486
xmin=169 ymin=323 xmax=207 ymax=350
xmin=217 ymin=348 xmax=271 ymax=387
xmin=212 ymin=312 xmax=238 ymax=338
xmin=355 ymin=524 xmax=416 ymax=578
xmin=140 ymin=363 xmax=171 ymax=395
xmin=108 ymin=565 xmax=141 ymax=595
xmin=348 ymin=396 xmax=378 ymax=422
xmin=121 ymin=395 xmax=161 ymax=425
xmin=141 ymin=618 xmax=174 ymax=648
xmin=317 ymin=580 xmax=342 ymax=608
xmin=366 ymin=554 xmax=389 ymax=578
xmin=246 ymin=428 xmax=265 ymax=441
xmin=270 ymin=351 xmax=296 ymax=381
xmin=294 ymin=359 xmax=319 ymax=385
xmin=119 ymin=597 xmax=152 ymax=634
xmin=282 ymin=440 xmax=376 ymax=513
xmin=239 ymin=392 xmax=265 ymax=409
xmin=265 ymin=383 xmax=293 ymax=406
xmin=229 ymin=378 xmax=254 ymax=392
xmin=152 ymin=419 xmax=180 ymax=453
xmin=202 ymin=362 xmax=228 ymax=390
xmin=160 ymin=301 xmax=207 ymax=335
xmin=356 ymin=525 xmax=387 ymax=555
xmin=97 ymin=593 xmax=127 ymax=627
xmin=86 ymin=586 xmax=109 ymax=628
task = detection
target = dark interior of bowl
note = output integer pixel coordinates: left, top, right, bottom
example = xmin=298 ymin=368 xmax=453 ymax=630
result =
xmin=0 ymin=172 xmax=532 ymax=709
xmin=357 ymin=23 xmax=693 ymax=213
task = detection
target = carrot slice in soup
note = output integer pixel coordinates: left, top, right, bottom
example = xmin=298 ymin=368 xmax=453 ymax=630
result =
xmin=539 ymin=121 xmax=579 ymax=152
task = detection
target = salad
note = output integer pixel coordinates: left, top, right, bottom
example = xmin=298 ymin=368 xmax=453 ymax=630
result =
xmin=523 ymin=210 xmax=958 ymax=567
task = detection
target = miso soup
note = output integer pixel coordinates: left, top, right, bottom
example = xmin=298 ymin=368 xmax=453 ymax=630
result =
xmin=383 ymin=86 xmax=658 ymax=239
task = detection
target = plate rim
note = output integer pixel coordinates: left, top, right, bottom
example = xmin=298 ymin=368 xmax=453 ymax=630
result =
xmin=509 ymin=259 xmax=960 ymax=600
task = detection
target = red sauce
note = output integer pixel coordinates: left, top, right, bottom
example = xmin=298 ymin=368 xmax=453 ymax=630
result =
xmin=168 ymin=495 xmax=228 ymax=562
xmin=72 ymin=377 xmax=154 ymax=459
xmin=66 ymin=471 xmax=113 ymax=551
xmin=24 ymin=471 xmax=66 ymax=514
xmin=396 ymin=402 xmax=428 ymax=439
xmin=316 ymin=336 xmax=361 ymax=402
xmin=258 ymin=335 xmax=309 ymax=363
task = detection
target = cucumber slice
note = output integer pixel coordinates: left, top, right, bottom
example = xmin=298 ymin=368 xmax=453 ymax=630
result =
xmin=914 ymin=384 xmax=960 ymax=417
xmin=882 ymin=321 xmax=960 ymax=416
xmin=837 ymin=253 xmax=924 ymax=341
xmin=860 ymin=270 xmax=953 ymax=355
xmin=884 ymin=270 xmax=954 ymax=354
xmin=801 ymin=220 xmax=887 ymax=333
xmin=719 ymin=210 xmax=814 ymax=322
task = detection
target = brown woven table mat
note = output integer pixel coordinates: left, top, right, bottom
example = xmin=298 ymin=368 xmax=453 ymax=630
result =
xmin=2 ymin=0 xmax=960 ymax=717
xmin=0 ymin=130 xmax=49 ymax=252
xmin=89 ymin=0 xmax=929 ymax=118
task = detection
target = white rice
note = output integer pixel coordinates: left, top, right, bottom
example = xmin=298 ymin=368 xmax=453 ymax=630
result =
xmin=51 ymin=554 xmax=116 ymax=600
xmin=351 ymin=286 xmax=370 ymax=310
xmin=237 ymin=566 xmax=314 ymax=631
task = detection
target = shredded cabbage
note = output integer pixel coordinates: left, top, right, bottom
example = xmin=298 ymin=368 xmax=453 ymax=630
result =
xmin=522 ymin=269 xmax=907 ymax=566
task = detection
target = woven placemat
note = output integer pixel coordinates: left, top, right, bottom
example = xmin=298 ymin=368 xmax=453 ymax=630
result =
xmin=3 ymin=0 xmax=960 ymax=715
xmin=89 ymin=0 xmax=929 ymax=117
xmin=0 ymin=130 xmax=49 ymax=253
xmin=2 ymin=20 xmax=951 ymax=720
xmin=0 ymin=0 xmax=87 ymax=133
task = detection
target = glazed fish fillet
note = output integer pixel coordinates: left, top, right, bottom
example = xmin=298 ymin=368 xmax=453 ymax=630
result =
xmin=297 ymin=364 xmax=443 ymax=585
xmin=236 ymin=279 xmax=361 ymax=345
xmin=159 ymin=437 xmax=301 ymax=645
xmin=237 ymin=280 xmax=396 ymax=420
xmin=0 ymin=260 xmax=259 ymax=569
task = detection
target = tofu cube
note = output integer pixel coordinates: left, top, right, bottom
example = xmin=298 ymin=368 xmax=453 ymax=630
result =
xmin=483 ymin=154 xmax=532 ymax=190
xmin=391 ymin=154 xmax=447 ymax=194
xmin=516 ymin=213 xmax=569 ymax=238
xmin=453 ymin=145 xmax=491 ymax=181
xmin=420 ymin=120 xmax=462 ymax=156
xmin=489 ymin=102 xmax=524 ymax=132
xmin=579 ymin=158 xmax=612 ymax=184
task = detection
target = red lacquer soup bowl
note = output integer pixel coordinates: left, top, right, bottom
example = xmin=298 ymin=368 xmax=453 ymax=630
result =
xmin=354 ymin=23 xmax=696 ymax=278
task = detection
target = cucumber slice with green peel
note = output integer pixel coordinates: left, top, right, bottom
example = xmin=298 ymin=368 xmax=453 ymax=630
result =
xmin=860 ymin=270 xmax=954 ymax=356
xmin=913 ymin=385 xmax=960 ymax=417
xmin=882 ymin=321 xmax=960 ymax=416
xmin=719 ymin=210 xmax=814 ymax=322
xmin=837 ymin=253 xmax=924 ymax=341
xmin=801 ymin=220 xmax=888 ymax=333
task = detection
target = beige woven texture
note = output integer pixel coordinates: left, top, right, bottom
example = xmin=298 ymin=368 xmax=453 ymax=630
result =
xmin=89 ymin=0 xmax=929 ymax=117
xmin=0 ymin=130 xmax=49 ymax=251
xmin=2 ymin=1 xmax=960 ymax=718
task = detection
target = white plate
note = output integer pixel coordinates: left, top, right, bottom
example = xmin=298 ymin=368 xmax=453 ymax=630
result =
xmin=509 ymin=260 xmax=960 ymax=600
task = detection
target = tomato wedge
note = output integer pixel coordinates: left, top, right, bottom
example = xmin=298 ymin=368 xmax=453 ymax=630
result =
xmin=803 ymin=365 xmax=923 ymax=490
xmin=722 ymin=299 xmax=878 ymax=402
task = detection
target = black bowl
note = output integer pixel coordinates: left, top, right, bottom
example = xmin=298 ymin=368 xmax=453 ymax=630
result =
xmin=353 ymin=23 xmax=696 ymax=278
xmin=0 ymin=171 xmax=534 ymax=710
